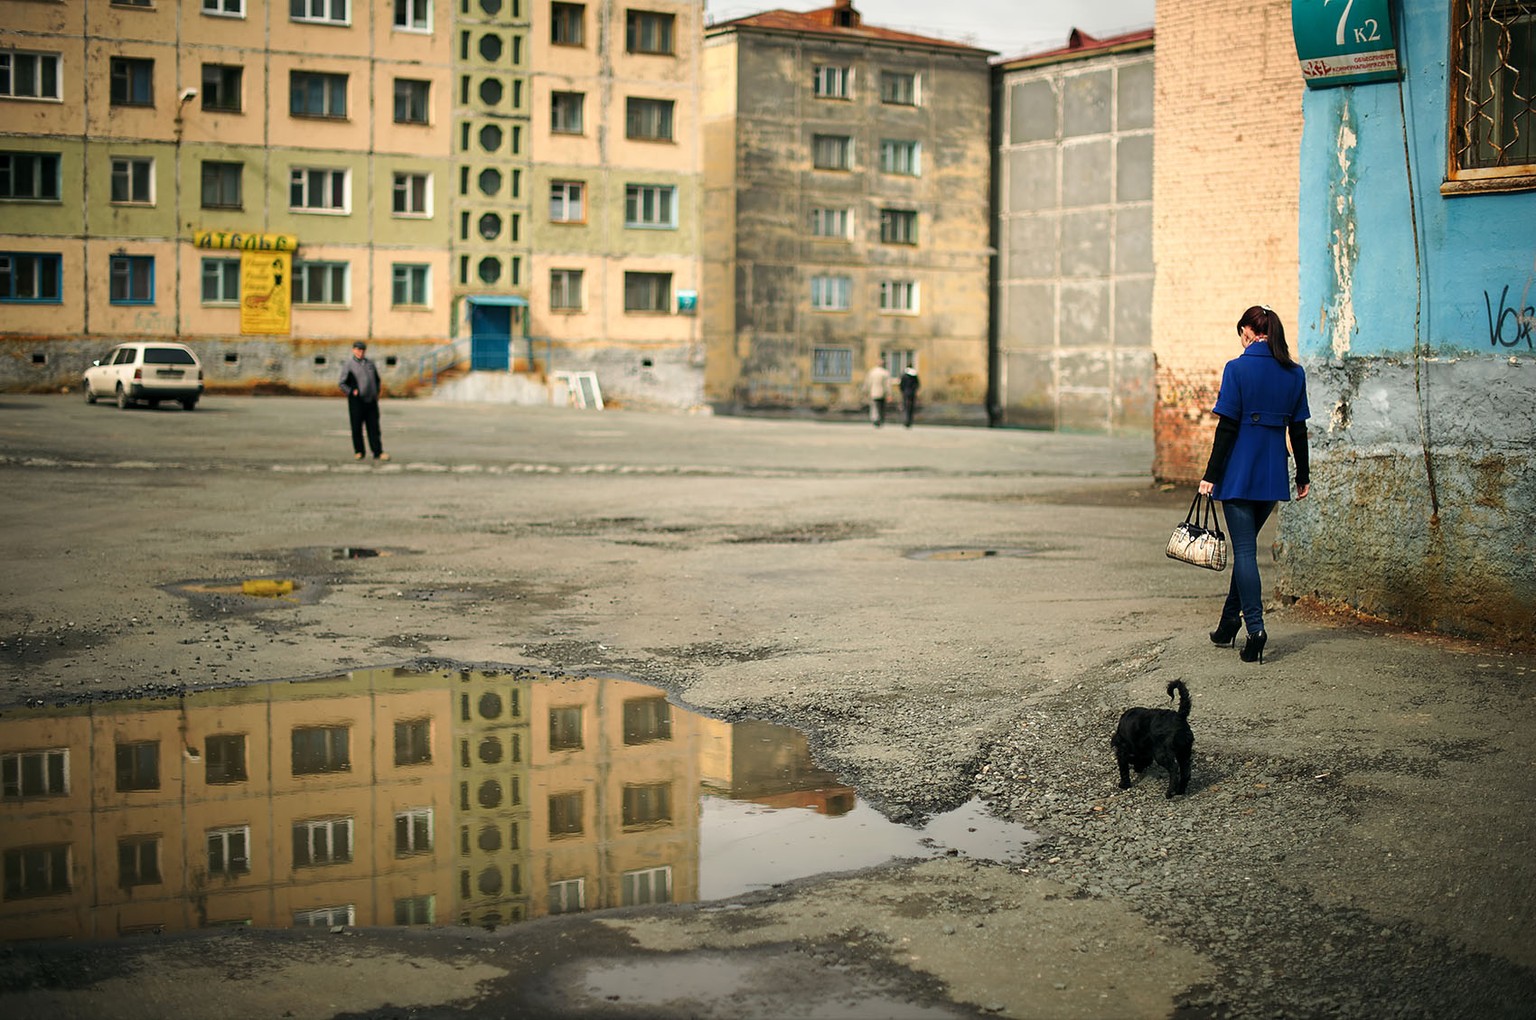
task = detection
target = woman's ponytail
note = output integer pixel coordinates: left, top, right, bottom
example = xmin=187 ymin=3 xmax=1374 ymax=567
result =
xmin=1238 ymin=305 xmax=1297 ymax=369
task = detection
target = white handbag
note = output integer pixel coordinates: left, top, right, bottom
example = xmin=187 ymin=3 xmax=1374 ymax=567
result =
xmin=1166 ymin=493 xmax=1228 ymax=571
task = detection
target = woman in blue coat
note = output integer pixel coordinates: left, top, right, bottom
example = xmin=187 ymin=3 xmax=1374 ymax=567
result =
xmin=1197 ymin=305 xmax=1311 ymax=663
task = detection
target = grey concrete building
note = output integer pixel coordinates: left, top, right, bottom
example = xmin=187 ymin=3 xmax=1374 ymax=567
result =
xmin=993 ymin=29 xmax=1154 ymax=432
xmin=702 ymin=1 xmax=993 ymax=421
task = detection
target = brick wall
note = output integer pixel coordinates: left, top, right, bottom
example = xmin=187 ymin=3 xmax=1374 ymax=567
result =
xmin=1151 ymin=1 xmax=1304 ymax=481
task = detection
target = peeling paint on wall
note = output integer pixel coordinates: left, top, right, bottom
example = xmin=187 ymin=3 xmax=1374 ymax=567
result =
xmin=1326 ymin=100 xmax=1359 ymax=361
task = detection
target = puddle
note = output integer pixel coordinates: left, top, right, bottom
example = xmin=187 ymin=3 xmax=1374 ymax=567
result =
xmin=0 ymin=668 xmax=1034 ymax=943
xmin=906 ymin=547 xmax=1037 ymax=561
xmin=178 ymin=578 xmax=302 ymax=599
xmin=331 ymin=547 xmax=381 ymax=560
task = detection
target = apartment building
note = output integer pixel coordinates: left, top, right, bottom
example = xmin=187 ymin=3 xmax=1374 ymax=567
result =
xmin=701 ymin=0 xmax=993 ymax=421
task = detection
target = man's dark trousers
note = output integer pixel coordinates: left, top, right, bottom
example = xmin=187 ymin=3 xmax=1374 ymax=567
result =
xmin=348 ymin=395 xmax=382 ymax=457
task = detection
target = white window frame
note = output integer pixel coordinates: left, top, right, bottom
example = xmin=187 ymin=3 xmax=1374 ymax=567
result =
xmin=812 ymin=134 xmax=852 ymax=170
xmin=392 ymin=171 xmax=431 ymax=217
xmin=395 ymin=894 xmax=435 ymax=924
xmin=550 ymin=268 xmax=584 ymax=311
xmin=810 ymin=274 xmax=851 ymax=311
xmin=391 ymin=263 xmax=430 ymax=307
xmin=813 ymin=64 xmax=851 ymax=99
xmin=624 ymin=183 xmax=676 ymax=228
xmin=879 ymin=279 xmax=919 ymax=314
xmin=0 ymin=151 xmax=62 ymax=201
xmin=879 ymin=139 xmax=921 ymax=176
xmin=292 ymin=259 xmax=350 ymax=306
xmin=549 ymin=877 xmax=585 ymax=914
xmin=809 ymin=206 xmax=851 ymax=238
xmin=207 ymin=825 xmax=251 ymax=876
xmin=290 ymin=0 xmax=350 ymax=27
xmin=392 ymin=0 xmax=430 ymax=33
xmin=880 ymin=207 xmax=918 ymax=245
xmin=201 ymin=257 xmax=240 ymax=305
xmin=202 ymin=0 xmax=245 ymax=17
xmin=550 ymin=180 xmax=585 ymax=222
xmin=289 ymin=166 xmax=350 ymax=213
xmin=879 ymin=70 xmax=920 ymax=106
xmin=622 ymin=865 xmax=672 ymax=906
xmin=2 ymin=748 xmax=69 ymax=798
xmin=293 ymin=816 xmax=354 ymax=867
xmin=394 ymin=807 xmax=434 ymax=856
xmin=0 ymin=51 xmax=63 ymax=101
xmin=294 ymin=904 xmax=355 ymax=927
xmin=110 ymin=156 xmax=155 ymax=205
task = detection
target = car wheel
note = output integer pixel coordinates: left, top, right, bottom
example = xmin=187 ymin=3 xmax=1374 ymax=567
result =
xmin=181 ymin=398 xmax=198 ymax=411
xmin=85 ymin=384 xmax=97 ymax=405
xmin=116 ymin=385 xmax=132 ymax=410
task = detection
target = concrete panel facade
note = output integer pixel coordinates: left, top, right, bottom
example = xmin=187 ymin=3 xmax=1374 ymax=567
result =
xmin=994 ymin=33 xmax=1154 ymax=433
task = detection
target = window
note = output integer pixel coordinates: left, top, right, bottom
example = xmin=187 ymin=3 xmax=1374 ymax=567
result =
xmin=392 ymin=171 xmax=430 ymax=216
xmin=812 ymin=346 xmax=853 ymax=382
xmin=291 ymin=71 xmax=347 ymax=118
xmin=0 ymin=253 xmax=63 ymax=302
xmin=202 ymin=0 xmax=244 ymax=15
xmin=549 ymin=706 xmax=583 ymax=751
xmin=294 ymin=261 xmax=350 ymax=305
xmin=395 ymin=719 xmax=431 ymax=764
xmin=0 ymin=51 xmax=62 ymax=100
xmin=551 ymin=91 xmax=584 ymax=133
xmin=118 ymin=837 xmax=161 ymax=887
xmin=291 ymin=0 xmax=350 ymax=25
xmin=1450 ymin=0 xmax=1536 ymax=185
xmin=550 ymin=180 xmax=584 ymax=222
xmin=621 ymin=782 xmax=672 ymax=827
xmin=880 ymin=70 xmax=919 ymax=106
xmin=550 ymin=268 xmax=583 ymax=310
xmin=394 ymin=808 xmax=433 ymax=856
xmin=289 ymin=167 xmax=349 ymax=212
xmin=809 ymin=207 xmax=851 ymax=238
xmin=205 ymin=734 xmax=247 ymax=781
xmin=393 ymin=79 xmax=430 ymax=124
xmin=624 ymin=183 xmax=676 ymax=227
xmin=293 ymin=817 xmax=353 ymax=867
xmin=622 ymin=866 xmax=671 ymax=906
xmin=879 ymin=139 xmax=921 ymax=176
xmin=200 ymin=64 xmax=242 ymax=113
xmin=625 ymin=97 xmax=674 ymax=140
xmin=549 ymin=877 xmax=584 ymax=914
xmin=202 ymin=161 xmax=242 ymax=209
xmin=110 ymin=58 xmax=154 ymax=107
xmin=552 ymin=2 xmax=584 ymax=45
xmin=880 ymin=279 xmax=919 ymax=313
xmin=207 ymin=826 xmax=250 ymax=876
xmin=392 ymin=263 xmax=430 ymax=307
xmin=110 ymin=156 xmax=154 ymax=204
xmin=626 ymin=10 xmax=675 ymax=54
xmin=884 ymin=349 xmax=916 ymax=375
xmin=294 ymin=904 xmax=354 ymax=927
xmin=548 ymin=792 xmax=583 ymax=836
xmin=813 ymin=65 xmax=851 ymax=98
xmin=622 ymin=697 xmax=672 ymax=744
xmin=0 ymin=152 xmax=61 ymax=200
xmin=810 ymin=274 xmax=851 ymax=310
xmin=115 ymin=740 xmax=159 ymax=790
xmin=393 ymin=0 xmax=430 ymax=31
xmin=291 ymin=725 xmax=350 ymax=773
xmin=624 ymin=271 xmax=670 ymax=312
xmin=880 ymin=208 xmax=917 ymax=244
xmin=3 ymin=846 xmax=70 ymax=899
xmin=395 ymin=895 xmax=434 ymax=924
xmin=2 ymin=749 xmax=68 ymax=798
xmin=110 ymin=256 xmax=155 ymax=304
xmin=812 ymin=134 xmax=852 ymax=170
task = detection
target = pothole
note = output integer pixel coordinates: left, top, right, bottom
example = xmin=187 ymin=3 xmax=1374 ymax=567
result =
xmin=179 ymin=578 xmax=303 ymax=599
xmin=0 ymin=666 xmax=1036 ymax=943
xmin=906 ymin=547 xmax=1038 ymax=561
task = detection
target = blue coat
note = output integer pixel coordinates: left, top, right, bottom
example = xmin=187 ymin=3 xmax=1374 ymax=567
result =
xmin=1211 ymin=342 xmax=1310 ymax=503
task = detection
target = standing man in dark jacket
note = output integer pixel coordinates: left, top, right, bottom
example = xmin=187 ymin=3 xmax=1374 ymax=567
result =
xmin=899 ymin=366 xmax=919 ymax=428
xmin=339 ymin=341 xmax=389 ymax=461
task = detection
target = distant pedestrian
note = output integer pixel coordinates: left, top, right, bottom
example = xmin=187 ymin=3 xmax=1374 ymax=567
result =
xmin=899 ymin=366 xmax=919 ymax=428
xmin=339 ymin=341 xmax=389 ymax=461
xmin=864 ymin=362 xmax=892 ymax=427
xmin=1198 ymin=305 xmax=1310 ymax=664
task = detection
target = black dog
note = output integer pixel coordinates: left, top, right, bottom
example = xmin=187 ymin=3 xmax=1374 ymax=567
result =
xmin=1111 ymin=680 xmax=1194 ymax=798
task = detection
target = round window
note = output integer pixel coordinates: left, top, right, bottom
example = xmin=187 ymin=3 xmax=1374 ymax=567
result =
xmin=477 ymin=257 xmax=501 ymax=284
xmin=479 ymin=124 xmax=503 ymax=152
xmin=477 ymin=824 xmax=502 ymax=852
xmin=478 ymin=736 xmax=504 ymax=764
xmin=477 ymin=779 xmax=503 ymax=808
xmin=479 ymin=78 xmax=503 ymax=106
xmin=478 ymin=34 xmax=503 ymax=62
xmin=478 ymin=168 xmax=502 ymax=196
xmin=477 ymin=866 xmax=502 ymax=896
xmin=477 ymin=692 xmax=502 ymax=720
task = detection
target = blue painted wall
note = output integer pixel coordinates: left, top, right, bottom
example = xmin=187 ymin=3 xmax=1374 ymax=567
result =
xmin=1286 ymin=0 xmax=1535 ymax=642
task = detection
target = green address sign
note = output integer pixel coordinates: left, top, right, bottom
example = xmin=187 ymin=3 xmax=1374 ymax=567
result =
xmin=1291 ymin=0 xmax=1399 ymax=88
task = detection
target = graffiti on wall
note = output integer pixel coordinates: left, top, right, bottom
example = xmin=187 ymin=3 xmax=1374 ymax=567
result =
xmin=1484 ymin=284 xmax=1535 ymax=350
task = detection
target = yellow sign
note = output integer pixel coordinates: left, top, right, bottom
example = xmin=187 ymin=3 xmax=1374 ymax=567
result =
xmin=194 ymin=229 xmax=297 ymax=252
xmin=240 ymin=251 xmax=291 ymax=335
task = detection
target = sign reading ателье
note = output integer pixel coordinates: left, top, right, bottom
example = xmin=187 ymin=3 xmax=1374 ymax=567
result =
xmin=1291 ymin=0 xmax=1399 ymax=89
xmin=193 ymin=230 xmax=298 ymax=251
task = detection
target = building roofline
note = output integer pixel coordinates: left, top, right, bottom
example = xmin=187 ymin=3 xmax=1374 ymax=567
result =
xmin=993 ymin=27 xmax=1154 ymax=70
xmin=705 ymin=2 xmax=995 ymax=57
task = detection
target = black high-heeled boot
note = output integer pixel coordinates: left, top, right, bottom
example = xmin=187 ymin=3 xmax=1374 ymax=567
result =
xmin=1240 ymin=630 xmax=1267 ymax=663
xmin=1209 ymin=619 xmax=1240 ymax=647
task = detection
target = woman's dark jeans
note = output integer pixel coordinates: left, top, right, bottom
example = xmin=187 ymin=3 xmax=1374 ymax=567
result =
xmin=1219 ymin=498 xmax=1275 ymax=635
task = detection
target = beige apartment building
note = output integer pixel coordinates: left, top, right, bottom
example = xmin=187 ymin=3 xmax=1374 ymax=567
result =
xmin=701 ymin=0 xmax=993 ymax=421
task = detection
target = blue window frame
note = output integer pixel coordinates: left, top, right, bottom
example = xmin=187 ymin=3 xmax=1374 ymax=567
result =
xmin=109 ymin=254 xmax=155 ymax=305
xmin=0 ymin=252 xmax=62 ymax=302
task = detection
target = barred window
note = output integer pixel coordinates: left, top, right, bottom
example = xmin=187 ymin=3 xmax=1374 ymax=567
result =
xmin=1449 ymin=0 xmax=1536 ymax=190
xmin=811 ymin=346 xmax=853 ymax=382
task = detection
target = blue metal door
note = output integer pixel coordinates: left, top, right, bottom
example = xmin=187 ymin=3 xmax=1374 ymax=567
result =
xmin=469 ymin=303 xmax=511 ymax=371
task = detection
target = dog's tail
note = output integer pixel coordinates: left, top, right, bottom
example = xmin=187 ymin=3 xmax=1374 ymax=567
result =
xmin=1167 ymin=680 xmax=1191 ymax=719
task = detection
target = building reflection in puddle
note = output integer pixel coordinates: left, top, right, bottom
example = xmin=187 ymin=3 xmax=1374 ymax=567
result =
xmin=0 ymin=668 xmax=1033 ymax=942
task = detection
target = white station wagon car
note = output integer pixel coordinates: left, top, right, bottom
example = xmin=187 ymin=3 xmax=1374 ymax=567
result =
xmin=83 ymin=342 xmax=204 ymax=410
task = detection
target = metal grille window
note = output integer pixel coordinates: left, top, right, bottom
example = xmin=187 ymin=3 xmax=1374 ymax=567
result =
xmin=201 ymin=64 xmax=242 ymax=112
xmin=810 ymin=274 xmax=851 ymax=311
xmin=391 ymin=263 xmax=430 ymax=306
xmin=0 ymin=152 xmax=61 ymax=200
xmin=1450 ymin=0 xmax=1536 ymax=186
xmin=109 ymin=58 xmax=154 ymax=106
xmin=624 ymin=183 xmax=676 ymax=227
xmin=626 ymin=10 xmax=675 ymax=54
xmin=879 ymin=208 xmax=918 ymax=244
xmin=813 ymin=64 xmax=851 ymax=98
xmin=551 ymin=91 xmax=584 ymax=133
xmin=291 ymin=72 xmax=347 ymax=118
xmin=392 ymin=171 xmax=429 ymax=215
xmin=202 ymin=160 xmax=242 ymax=209
xmin=626 ymin=97 xmax=674 ymax=140
xmin=0 ymin=51 xmax=62 ymax=100
xmin=624 ymin=271 xmax=671 ymax=312
xmin=812 ymin=346 xmax=853 ymax=382
xmin=880 ymin=70 xmax=919 ymax=106
xmin=550 ymin=268 xmax=583 ymax=310
xmin=813 ymin=134 xmax=853 ymax=170
xmin=393 ymin=78 xmax=430 ymax=124
xmin=110 ymin=157 xmax=154 ymax=204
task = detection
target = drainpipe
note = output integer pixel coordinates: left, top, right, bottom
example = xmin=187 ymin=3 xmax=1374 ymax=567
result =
xmin=174 ymin=88 xmax=197 ymax=341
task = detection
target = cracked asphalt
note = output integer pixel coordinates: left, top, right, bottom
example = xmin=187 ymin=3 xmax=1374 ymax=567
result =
xmin=0 ymin=393 xmax=1532 ymax=1019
